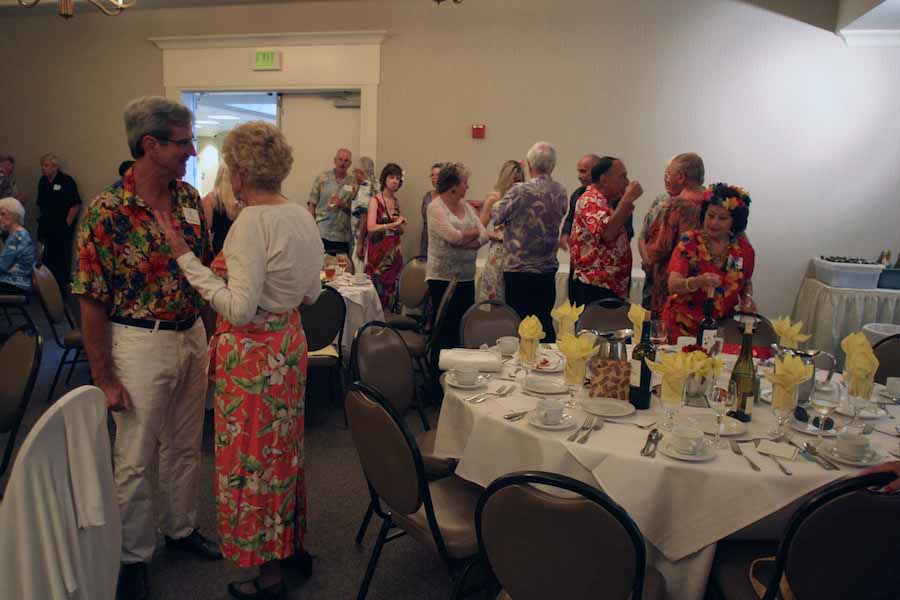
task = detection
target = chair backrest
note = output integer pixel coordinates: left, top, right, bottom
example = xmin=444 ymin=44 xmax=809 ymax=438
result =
xmin=576 ymin=299 xmax=631 ymax=334
xmin=351 ymin=321 xmax=416 ymax=415
xmin=428 ymin=277 xmax=458 ymax=349
xmin=460 ymin=300 xmax=521 ymax=349
xmin=345 ymin=383 xmax=424 ymax=516
xmin=872 ymin=333 xmax=900 ymax=385
xmin=299 ymin=286 xmax=346 ymax=353
xmin=32 ymin=264 xmax=67 ymax=325
xmin=397 ymin=255 xmax=429 ymax=310
xmin=719 ymin=312 xmax=778 ymax=347
xmin=476 ymin=471 xmax=649 ymax=600
xmin=760 ymin=472 xmax=900 ymax=600
xmin=0 ymin=326 xmax=42 ymax=477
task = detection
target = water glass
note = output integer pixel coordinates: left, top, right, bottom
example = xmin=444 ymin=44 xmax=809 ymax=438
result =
xmin=710 ymin=382 xmax=736 ymax=448
xmin=768 ymin=384 xmax=797 ymax=440
xmin=659 ymin=379 xmax=685 ymax=431
xmin=810 ymin=391 xmax=840 ymax=448
xmin=650 ymin=319 xmax=669 ymax=346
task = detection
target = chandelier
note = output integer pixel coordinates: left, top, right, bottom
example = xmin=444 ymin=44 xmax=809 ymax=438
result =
xmin=17 ymin=0 xmax=136 ymax=18
xmin=433 ymin=0 xmax=463 ymax=4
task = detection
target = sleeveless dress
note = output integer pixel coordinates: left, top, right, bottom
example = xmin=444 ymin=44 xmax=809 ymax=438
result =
xmin=365 ymin=194 xmax=403 ymax=311
xmin=209 ymin=252 xmax=309 ymax=567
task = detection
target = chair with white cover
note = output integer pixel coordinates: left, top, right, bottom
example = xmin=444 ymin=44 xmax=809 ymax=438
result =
xmin=0 ymin=385 xmax=121 ymax=600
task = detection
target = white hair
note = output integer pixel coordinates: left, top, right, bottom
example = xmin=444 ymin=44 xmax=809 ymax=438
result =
xmin=0 ymin=197 xmax=25 ymax=223
xmin=526 ymin=141 xmax=556 ymax=175
xmin=40 ymin=153 xmax=61 ymax=167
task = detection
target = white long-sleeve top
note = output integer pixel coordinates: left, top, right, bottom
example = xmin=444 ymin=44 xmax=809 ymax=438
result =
xmin=426 ymin=196 xmax=488 ymax=282
xmin=177 ymin=203 xmax=324 ymax=326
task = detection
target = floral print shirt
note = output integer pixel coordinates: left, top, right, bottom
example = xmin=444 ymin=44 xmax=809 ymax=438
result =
xmin=491 ymin=174 xmax=568 ymax=273
xmin=0 ymin=229 xmax=35 ymax=290
xmin=570 ymin=187 xmax=632 ymax=298
xmin=308 ymin=170 xmax=356 ymax=243
xmin=71 ymin=168 xmax=212 ymax=320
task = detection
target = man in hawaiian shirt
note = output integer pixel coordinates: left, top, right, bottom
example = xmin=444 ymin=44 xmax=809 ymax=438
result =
xmin=308 ymin=147 xmax=356 ymax=255
xmin=570 ymin=157 xmax=643 ymax=306
xmin=72 ymin=96 xmax=221 ymax=600
xmin=492 ymin=141 xmax=568 ymax=342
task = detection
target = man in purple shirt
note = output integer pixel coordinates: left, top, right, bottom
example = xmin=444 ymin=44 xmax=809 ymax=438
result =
xmin=492 ymin=141 xmax=568 ymax=341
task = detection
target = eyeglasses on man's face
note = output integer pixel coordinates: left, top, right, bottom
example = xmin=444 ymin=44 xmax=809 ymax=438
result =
xmin=157 ymin=136 xmax=196 ymax=149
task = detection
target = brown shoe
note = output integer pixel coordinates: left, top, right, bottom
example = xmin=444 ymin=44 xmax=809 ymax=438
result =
xmin=227 ymin=577 xmax=285 ymax=600
xmin=164 ymin=529 xmax=224 ymax=560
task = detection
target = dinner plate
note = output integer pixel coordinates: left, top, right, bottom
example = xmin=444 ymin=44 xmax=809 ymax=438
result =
xmin=523 ymin=378 xmax=568 ymax=395
xmin=834 ymin=405 xmax=888 ymax=419
xmin=581 ymin=398 xmax=635 ymax=418
xmin=692 ymin=414 xmax=747 ymax=436
xmin=527 ymin=411 xmax=577 ymax=430
xmin=790 ymin=418 xmax=837 ymax=437
xmin=659 ymin=441 xmax=716 ymax=462
xmin=820 ymin=443 xmax=886 ymax=467
xmin=446 ymin=373 xmax=490 ymax=389
xmin=532 ymin=352 xmax=564 ymax=373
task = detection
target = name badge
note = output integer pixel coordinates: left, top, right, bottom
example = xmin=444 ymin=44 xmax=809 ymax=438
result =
xmin=182 ymin=207 xmax=201 ymax=226
xmin=733 ymin=256 xmax=743 ymax=270
xmin=53 ymin=184 xmax=62 ymax=191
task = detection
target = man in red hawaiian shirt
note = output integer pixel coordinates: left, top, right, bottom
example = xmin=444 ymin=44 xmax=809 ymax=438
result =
xmin=569 ymin=157 xmax=643 ymax=306
xmin=72 ymin=97 xmax=221 ymax=600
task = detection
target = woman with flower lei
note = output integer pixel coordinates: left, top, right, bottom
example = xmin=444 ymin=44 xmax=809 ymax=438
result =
xmin=662 ymin=183 xmax=755 ymax=342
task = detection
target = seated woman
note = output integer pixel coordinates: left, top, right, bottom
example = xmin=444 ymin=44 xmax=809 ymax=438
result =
xmin=662 ymin=183 xmax=755 ymax=341
xmin=0 ymin=197 xmax=35 ymax=295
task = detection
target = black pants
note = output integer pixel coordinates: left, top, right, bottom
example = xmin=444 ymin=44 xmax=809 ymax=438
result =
xmin=428 ymin=279 xmax=475 ymax=357
xmin=42 ymin=231 xmax=74 ymax=295
xmin=571 ymin=279 xmax=622 ymax=307
xmin=322 ymin=239 xmax=350 ymax=256
xmin=503 ymin=271 xmax=557 ymax=343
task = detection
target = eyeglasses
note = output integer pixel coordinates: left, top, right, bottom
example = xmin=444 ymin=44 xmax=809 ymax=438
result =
xmin=157 ymin=136 xmax=196 ymax=149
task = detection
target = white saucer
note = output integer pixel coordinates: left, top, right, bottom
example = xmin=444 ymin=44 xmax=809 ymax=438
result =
xmin=523 ymin=378 xmax=568 ymax=395
xmin=527 ymin=411 xmax=576 ymax=430
xmin=835 ymin=405 xmax=888 ymax=419
xmin=446 ymin=373 xmax=490 ymax=389
xmin=693 ymin=414 xmax=747 ymax=436
xmin=790 ymin=418 xmax=837 ymax=437
xmin=659 ymin=441 xmax=716 ymax=462
xmin=532 ymin=351 xmax=564 ymax=373
xmin=581 ymin=398 xmax=635 ymax=418
xmin=820 ymin=443 xmax=886 ymax=467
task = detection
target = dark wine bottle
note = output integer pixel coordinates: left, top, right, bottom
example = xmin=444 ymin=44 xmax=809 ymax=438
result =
xmin=697 ymin=288 xmax=717 ymax=353
xmin=629 ymin=319 xmax=655 ymax=410
xmin=727 ymin=319 xmax=756 ymax=422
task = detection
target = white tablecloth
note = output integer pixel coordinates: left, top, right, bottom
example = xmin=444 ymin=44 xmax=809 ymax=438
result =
xmin=433 ymin=358 xmax=899 ymax=600
xmin=791 ymin=277 xmax=900 ymax=369
xmin=327 ymin=276 xmax=385 ymax=356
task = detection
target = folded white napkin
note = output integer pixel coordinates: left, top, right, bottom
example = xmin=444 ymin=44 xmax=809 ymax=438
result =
xmin=439 ymin=349 xmax=503 ymax=373
xmin=756 ymin=440 xmax=799 ymax=460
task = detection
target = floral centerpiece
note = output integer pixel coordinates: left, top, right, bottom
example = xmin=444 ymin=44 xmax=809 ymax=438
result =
xmin=680 ymin=345 xmax=723 ymax=407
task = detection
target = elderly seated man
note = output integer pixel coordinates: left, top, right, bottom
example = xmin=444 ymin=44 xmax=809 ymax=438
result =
xmin=0 ymin=197 xmax=35 ymax=295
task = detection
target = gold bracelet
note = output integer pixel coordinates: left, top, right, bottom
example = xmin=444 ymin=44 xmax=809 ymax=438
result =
xmin=685 ymin=277 xmax=696 ymax=292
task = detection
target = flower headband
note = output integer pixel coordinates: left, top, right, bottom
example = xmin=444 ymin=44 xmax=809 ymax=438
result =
xmin=705 ymin=182 xmax=751 ymax=211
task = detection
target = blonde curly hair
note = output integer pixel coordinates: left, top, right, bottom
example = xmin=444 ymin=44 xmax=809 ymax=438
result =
xmin=222 ymin=121 xmax=293 ymax=193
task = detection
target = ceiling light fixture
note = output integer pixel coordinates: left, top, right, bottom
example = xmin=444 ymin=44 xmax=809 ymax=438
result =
xmin=16 ymin=0 xmax=135 ymax=19
xmin=433 ymin=0 xmax=463 ymax=4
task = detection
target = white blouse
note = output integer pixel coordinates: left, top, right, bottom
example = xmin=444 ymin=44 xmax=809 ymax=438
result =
xmin=426 ymin=197 xmax=488 ymax=282
xmin=177 ymin=203 xmax=324 ymax=326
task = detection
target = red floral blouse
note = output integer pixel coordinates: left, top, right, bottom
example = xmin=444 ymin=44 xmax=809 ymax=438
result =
xmin=570 ymin=187 xmax=632 ymax=299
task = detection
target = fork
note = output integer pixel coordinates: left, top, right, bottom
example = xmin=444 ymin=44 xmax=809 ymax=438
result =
xmin=567 ymin=416 xmax=595 ymax=442
xmin=606 ymin=420 xmax=657 ymax=430
xmin=754 ymin=440 xmax=792 ymax=476
xmin=578 ymin=417 xmax=604 ymax=444
xmin=470 ymin=385 xmax=513 ymax=404
xmin=465 ymin=385 xmax=509 ymax=404
xmin=729 ymin=439 xmax=761 ymax=472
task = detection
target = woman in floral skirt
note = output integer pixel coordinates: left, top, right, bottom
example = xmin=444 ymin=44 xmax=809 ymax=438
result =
xmin=365 ymin=162 xmax=407 ymax=311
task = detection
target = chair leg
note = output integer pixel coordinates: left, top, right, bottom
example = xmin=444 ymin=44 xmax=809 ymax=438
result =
xmin=2 ymin=306 xmax=11 ymax=327
xmin=65 ymin=348 xmax=81 ymax=384
xmin=357 ymin=517 xmax=391 ymax=600
xmin=47 ymin=349 xmax=70 ymax=404
xmin=354 ymin=500 xmax=375 ymax=545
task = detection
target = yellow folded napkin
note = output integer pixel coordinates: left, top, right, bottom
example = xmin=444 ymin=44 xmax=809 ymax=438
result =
xmin=558 ymin=333 xmax=599 ymax=386
xmin=686 ymin=351 xmax=724 ymax=382
xmin=645 ymin=352 xmax=698 ymax=406
xmin=518 ymin=315 xmax=545 ymax=364
xmin=765 ymin=354 xmax=813 ymax=411
xmin=551 ymin=301 xmax=584 ymax=338
xmin=841 ymin=331 xmax=879 ymax=399
xmin=772 ymin=316 xmax=811 ymax=350
xmin=628 ymin=303 xmax=648 ymax=342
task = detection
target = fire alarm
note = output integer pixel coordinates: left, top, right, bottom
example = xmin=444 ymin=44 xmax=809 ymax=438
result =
xmin=471 ymin=124 xmax=486 ymax=139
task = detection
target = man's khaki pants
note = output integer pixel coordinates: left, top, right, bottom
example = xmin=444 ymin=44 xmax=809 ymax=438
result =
xmin=110 ymin=319 xmax=208 ymax=564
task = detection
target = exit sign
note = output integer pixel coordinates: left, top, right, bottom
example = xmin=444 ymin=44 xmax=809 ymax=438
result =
xmin=252 ymin=50 xmax=282 ymax=71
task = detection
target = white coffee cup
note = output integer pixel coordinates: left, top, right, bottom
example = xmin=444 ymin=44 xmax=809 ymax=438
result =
xmin=671 ymin=424 xmax=705 ymax=455
xmin=353 ymin=272 xmax=368 ymax=285
xmin=886 ymin=377 xmax=900 ymax=398
xmin=452 ymin=367 xmax=479 ymax=386
xmin=536 ymin=397 xmax=564 ymax=425
xmin=836 ymin=431 xmax=870 ymax=461
xmin=497 ymin=336 xmax=519 ymax=356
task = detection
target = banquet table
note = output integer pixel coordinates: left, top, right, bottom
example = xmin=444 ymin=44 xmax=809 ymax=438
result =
xmin=433 ymin=349 xmax=900 ymax=600
xmin=791 ymin=277 xmax=900 ymax=369
xmin=325 ymin=274 xmax=384 ymax=356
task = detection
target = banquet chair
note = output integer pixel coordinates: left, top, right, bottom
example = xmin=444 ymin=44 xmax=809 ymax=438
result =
xmin=0 ymin=385 xmax=121 ymax=600
xmin=396 ymin=276 xmax=458 ymax=385
xmin=872 ymin=333 xmax=900 ymax=384
xmin=0 ymin=326 xmax=42 ymax=480
xmin=719 ymin=312 xmax=777 ymax=347
xmin=576 ymin=297 xmax=631 ymax=334
xmin=473 ymin=471 xmax=666 ymax=600
xmin=350 ymin=322 xmax=458 ymax=544
xmin=0 ymin=292 xmax=35 ymax=331
xmin=384 ymin=255 xmax=429 ymax=331
xmin=299 ymin=286 xmax=347 ymax=420
xmin=710 ymin=471 xmax=900 ymax=600
xmin=345 ymin=382 xmax=482 ymax=599
xmin=459 ymin=300 xmax=521 ymax=349
xmin=32 ymin=264 xmax=88 ymax=404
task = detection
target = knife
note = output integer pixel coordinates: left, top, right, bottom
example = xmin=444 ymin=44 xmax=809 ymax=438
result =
xmin=786 ymin=437 xmax=834 ymax=470
xmin=503 ymin=410 xmax=530 ymax=421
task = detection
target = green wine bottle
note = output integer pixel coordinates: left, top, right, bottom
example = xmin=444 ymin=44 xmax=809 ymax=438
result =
xmin=728 ymin=319 xmax=756 ymax=422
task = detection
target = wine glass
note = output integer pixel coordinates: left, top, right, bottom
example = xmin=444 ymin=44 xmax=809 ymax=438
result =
xmin=768 ymin=385 xmax=797 ymax=441
xmin=810 ymin=389 xmax=840 ymax=448
xmin=659 ymin=380 xmax=684 ymax=431
xmin=563 ymin=356 xmax=585 ymax=409
xmin=710 ymin=382 xmax=736 ymax=448
xmin=650 ymin=319 xmax=668 ymax=346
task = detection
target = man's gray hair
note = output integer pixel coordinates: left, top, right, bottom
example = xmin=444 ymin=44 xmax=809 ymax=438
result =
xmin=40 ymin=153 xmax=60 ymax=166
xmin=670 ymin=152 xmax=705 ymax=185
xmin=526 ymin=141 xmax=556 ymax=175
xmin=0 ymin=197 xmax=25 ymax=224
xmin=124 ymin=96 xmax=194 ymax=159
